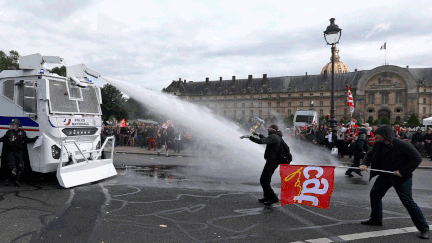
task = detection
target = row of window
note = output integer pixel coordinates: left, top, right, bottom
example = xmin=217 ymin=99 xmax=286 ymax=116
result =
xmin=207 ymin=101 xmax=330 ymax=108
xmin=368 ymin=93 xmax=403 ymax=104
xmin=191 ymin=93 xmax=330 ymax=100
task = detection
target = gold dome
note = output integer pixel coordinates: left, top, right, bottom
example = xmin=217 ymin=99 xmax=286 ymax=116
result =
xmin=321 ymin=45 xmax=349 ymax=75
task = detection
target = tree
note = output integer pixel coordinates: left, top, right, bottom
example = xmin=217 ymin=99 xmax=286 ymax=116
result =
xmin=406 ymin=113 xmax=421 ymax=125
xmin=393 ymin=119 xmax=401 ymax=125
xmin=125 ymin=98 xmax=147 ymax=120
xmin=284 ymin=115 xmax=294 ymax=127
xmin=100 ymin=84 xmax=128 ymax=121
xmin=354 ymin=116 xmax=362 ymax=126
xmin=380 ymin=117 xmax=391 ymax=125
xmin=49 ymin=65 xmax=66 ymax=77
xmin=0 ymin=50 xmax=20 ymax=72
xmin=372 ymin=119 xmax=380 ymax=125
xmin=366 ymin=118 xmax=374 ymax=125
xmin=319 ymin=115 xmax=325 ymax=122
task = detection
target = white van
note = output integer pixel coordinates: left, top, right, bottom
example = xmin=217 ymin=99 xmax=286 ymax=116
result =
xmin=293 ymin=110 xmax=318 ymax=127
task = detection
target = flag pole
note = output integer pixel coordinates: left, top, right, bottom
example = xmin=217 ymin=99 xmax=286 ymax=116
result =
xmin=337 ymin=166 xmax=394 ymax=174
xmin=385 ymin=42 xmax=387 ymax=65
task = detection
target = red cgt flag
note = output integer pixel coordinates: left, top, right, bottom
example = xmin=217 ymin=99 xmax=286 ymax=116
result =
xmin=280 ymin=165 xmax=335 ymax=209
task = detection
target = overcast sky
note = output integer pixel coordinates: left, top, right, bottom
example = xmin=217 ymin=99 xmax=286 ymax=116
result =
xmin=1 ymin=0 xmax=431 ymax=90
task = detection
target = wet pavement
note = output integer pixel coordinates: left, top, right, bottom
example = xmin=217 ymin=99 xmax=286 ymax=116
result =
xmin=0 ymin=154 xmax=432 ymax=242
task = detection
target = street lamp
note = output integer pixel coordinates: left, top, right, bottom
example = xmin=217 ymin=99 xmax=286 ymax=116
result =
xmin=324 ymin=18 xmax=342 ymax=134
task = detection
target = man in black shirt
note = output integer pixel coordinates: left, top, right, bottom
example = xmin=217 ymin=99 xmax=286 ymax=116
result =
xmin=242 ymin=124 xmax=283 ymax=206
xmin=360 ymin=125 xmax=429 ymax=239
xmin=0 ymin=119 xmax=38 ymax=186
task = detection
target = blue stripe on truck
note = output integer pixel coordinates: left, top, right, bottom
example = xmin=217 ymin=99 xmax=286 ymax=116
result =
xmin=0 ymin=116 xmax=39 ymax=127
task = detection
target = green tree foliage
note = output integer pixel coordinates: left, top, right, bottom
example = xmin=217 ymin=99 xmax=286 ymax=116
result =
xmin=100 ymin=84 xmax=128 ymax=121
xmin=0 ymin=50 xmax=20 ymax=72
xmin=284 ymin=114 xmax=294 ymax=126
xmin=49 ymin=65 xmax=66 ymax=77
xmin=372 ymin=119 xmax=380 ymax=125
xmin=380 ymin=117 xmax=391 ymax=125
xmin=319 ymin=115 xmax=325 ymax=122
xmin=393 ymin=119 xmax=401 ymax=125
xmin=366 ymin=118 xmax=374 ymax=125
xmin=354 ymin=116 xmax=362 ymax=126
xmin=125 ymin=98 xmax=147 ymax=120
xmin=406 ymin=113 xmax=421 ymax=125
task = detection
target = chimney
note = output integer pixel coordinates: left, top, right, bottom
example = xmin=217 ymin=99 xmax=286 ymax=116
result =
xmin=232 ymin=76 xmax=236 ymax=87
xmin=248 ymin=75 xmax=253 ymax=88
xmin=305 ymin=72 xmax=307 ymax=78
xmin=184 ymin=80 xmax=186 ymax=84
xmin=205 ymin=77 xmax=209 ymax=90
xmin=262 ymin=74 xmax=267 ymax=86
xmin=406 ymin=65 xmax=409 ymax=68
xmin=355 ymin=69 xmax=357 ymax=72
xmin=179 ymin=78 xmax=182 ymax=82
xmin=206 ymin=77 xmax=209 ymax=83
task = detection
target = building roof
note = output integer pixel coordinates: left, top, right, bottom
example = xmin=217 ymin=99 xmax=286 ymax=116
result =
xmin=166 ymin=70 xmax=369 ymax=96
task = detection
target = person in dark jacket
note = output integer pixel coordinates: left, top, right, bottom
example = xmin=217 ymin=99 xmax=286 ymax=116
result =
xmin=314 ymin=124 xmax=325 ymax=145
xmin=0 ymin=119 xmax=38 ymax=186
xmin=423 ymin=129 xmax=432 ymax=160
xmin=346 ymin=128 xmax=369 ymax=177
xmin=241 ymin=124 xmax=283 ymax=206
xmin=411 ymin=129 xmax=424 ymax=152
xmin=359 ymin=125 xmax=429 ymax=239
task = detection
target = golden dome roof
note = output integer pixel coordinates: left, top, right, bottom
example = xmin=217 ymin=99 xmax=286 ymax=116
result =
xmin=321 ymin=45 xmax=349 ymax=75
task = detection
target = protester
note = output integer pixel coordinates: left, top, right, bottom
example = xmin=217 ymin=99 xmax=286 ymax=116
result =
xmin=241 ymin=124 xmax=283 ymax=206
xmin=0 ymin=119 xmax=38 ymax=186
xmin=157 ymin=128 xmax=169 ymax=157
xmin=345 ymin=128 xmax=369 ymax=177
xmin=324 ymin=127 xmax=337 ymax=150
xmin=360 ymin=125 xmax=429 ymax=239
xmin=423 ymin=129 xmax=432 ymax=160
xmin=336 ymin=124 xmax=347 ymax=158
xmin=147 ymin=125 xmax=157 ymax=150
xmin=314 ymin=124 xmax=325 ymax=145
xmin=411 ymin=129 xmax=424 ymax=152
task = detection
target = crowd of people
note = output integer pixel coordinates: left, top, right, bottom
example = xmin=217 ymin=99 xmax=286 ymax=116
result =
xmin=244 ymin=121 xmax=432 ymax=177
xmin=101 ymin=122 xmax=208 ymax=156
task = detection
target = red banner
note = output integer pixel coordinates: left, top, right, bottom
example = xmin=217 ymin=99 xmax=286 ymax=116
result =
xmin=280 ymin=165 xmax=335 ymax=209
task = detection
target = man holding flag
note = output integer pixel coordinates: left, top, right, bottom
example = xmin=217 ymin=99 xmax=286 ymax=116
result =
xmin=360 ymin=125 xmax=429 ymax=239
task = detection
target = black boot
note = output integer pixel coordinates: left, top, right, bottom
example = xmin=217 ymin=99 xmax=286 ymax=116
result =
xmin=258 ymin=198 xmax=268 ymax=203
xmin=361 ymin=219 xmax=382 ymax=226
xmin=14 ymin=174 xmax=22 ymax=187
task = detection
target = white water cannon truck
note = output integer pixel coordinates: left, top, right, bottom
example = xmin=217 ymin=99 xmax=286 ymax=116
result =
xmin=0 ymin=53 xmax=117 ymax=188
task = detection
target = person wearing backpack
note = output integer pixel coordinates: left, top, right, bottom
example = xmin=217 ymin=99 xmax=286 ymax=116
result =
xmin=240 ymin=124 xmax=283 ymax=206
xmin=346 ymin=128 xmax=369 ymax=177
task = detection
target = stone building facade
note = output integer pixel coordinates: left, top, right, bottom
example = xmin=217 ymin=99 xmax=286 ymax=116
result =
xmin=163 ymin=50 xmax=432 ymax=124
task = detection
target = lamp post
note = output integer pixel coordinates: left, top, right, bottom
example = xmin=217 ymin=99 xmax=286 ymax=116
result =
xmin=324 ymin=18 xmax=342 ymax=134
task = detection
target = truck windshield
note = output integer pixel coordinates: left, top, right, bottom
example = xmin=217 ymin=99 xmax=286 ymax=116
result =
xmin=295 ymin=115 xmax=310 ymax=122
xmin=48 ymin=79 xmax=101 ymax=114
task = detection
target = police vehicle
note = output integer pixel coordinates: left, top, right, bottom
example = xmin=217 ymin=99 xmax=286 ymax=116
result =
xmin=0 ymin=53 xmax=116 ymax=188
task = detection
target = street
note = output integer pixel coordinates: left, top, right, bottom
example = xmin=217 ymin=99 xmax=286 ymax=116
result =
xmin=0 ymin=153 xmax=431 ymax=243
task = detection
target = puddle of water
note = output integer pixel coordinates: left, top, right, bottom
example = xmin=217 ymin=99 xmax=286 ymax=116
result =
xmin=115 ymin=164 xmax=189 ymax=181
